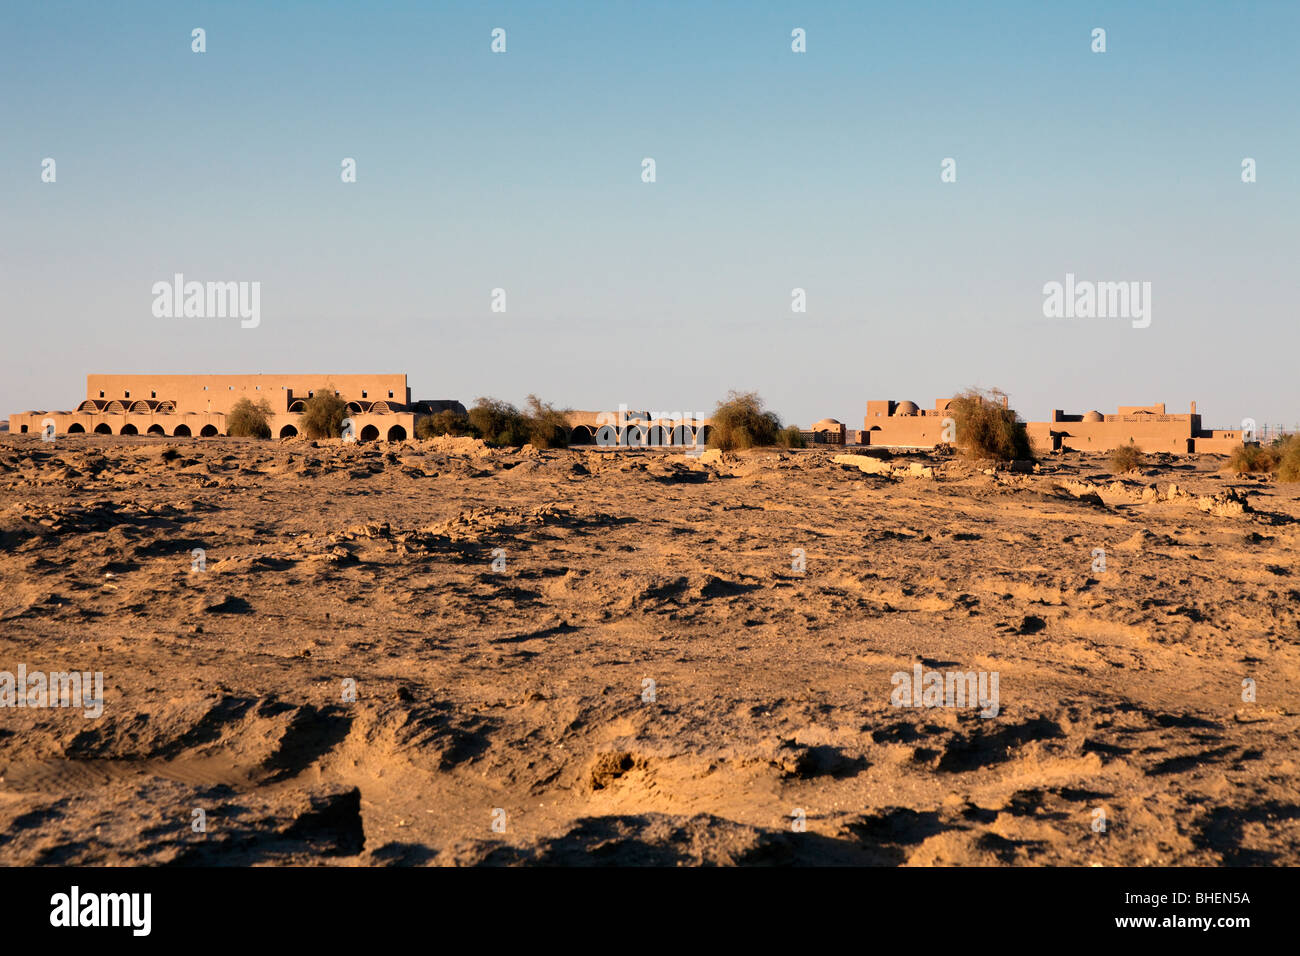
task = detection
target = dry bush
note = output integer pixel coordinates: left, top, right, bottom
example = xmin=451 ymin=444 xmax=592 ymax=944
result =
xmin=1273 ymin=435 xmax=1300 ymax=482
xmin=524 ymin=394 xmax=571 ymax=449
xmin=298 ymin=387 xmax=348 ymax=440
xmin=1228 ymin=443 xmax=1277 ymax=475
xmin=1109 ymin=442 xmax=1144 ymax=473
xmin=226 ymin=398 xmax=273 ymax=439
xmin=416 ymin=409 xmax=474 ymax=439
xmin=777 ymin=425 xmax=807 ymax=449
xmin=467 ymin=397 xmax=530 ymax=447
xmin=948 ymin=388 xmax=1033 ymax=461
xmin=707 ymin=391 xmax=782 ymax=451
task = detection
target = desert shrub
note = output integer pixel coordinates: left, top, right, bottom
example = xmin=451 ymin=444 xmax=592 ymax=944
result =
xmin=948 ymin=388 xmax=1033 ymax=461
xmin=1227 ymin=443 xmax=1277 ymax=475
xmin=416 ymin=408 xmax=475 ymax=439
xmin=1225 ymin=436 xmax=1300 ymax=480
xmin=523 ymin=395 xmax=571 ymax=449
xmin=1273 ymin=435 xmax=1300 ymax=482
xmin=707 ymin=391 xmax=783 ymax=451
xmin=298 ymin=387 xmax=348 ymax=440
xmin=225 ymin=398 xmax=273 ymax=439
xmin=1109 ymin=442 xmax=1144 ymax=473
xmin=467 ymin=397 xmax=531 ymax=447
xmin=777 ymin=425 xmax=807 ymax=449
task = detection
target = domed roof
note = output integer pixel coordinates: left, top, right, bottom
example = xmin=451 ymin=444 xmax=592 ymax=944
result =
xmin=1083 ymin=410 xmax=1104 ymax=422
xmin=812 ymin=418 xmax=843 ymax=429
xmin=895 ymin=401 xmax=919 ymax=416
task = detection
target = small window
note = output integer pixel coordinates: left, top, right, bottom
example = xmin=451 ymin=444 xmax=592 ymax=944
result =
xmin=124 ymin=391 xmax=130 ymax=398
xmin=308 ymin=391 xmax=314 ymax=398
xmin=203 ymin=386 xmax=208 ymax=391
xmin=150 ymin=390 xmax=156 ymax=398
xmin=362 ymin=390 xmax=368 ymax=399
xmin=98 ymin=391 xmax=104 ymax=398
xmin=388 ymin=390 xmax=394 ymax=399
xmin=255 ymin=385 xmax=260 ymax=390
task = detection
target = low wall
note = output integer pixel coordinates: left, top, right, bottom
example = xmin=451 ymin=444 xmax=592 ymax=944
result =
xmin=860 ymin=417 xmax=948 ymax=448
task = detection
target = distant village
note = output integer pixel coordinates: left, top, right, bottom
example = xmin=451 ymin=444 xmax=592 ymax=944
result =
xmin=4 ymin=373 xmax=1255 ymax=455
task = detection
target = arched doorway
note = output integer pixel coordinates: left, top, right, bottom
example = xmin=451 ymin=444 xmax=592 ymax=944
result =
xmin=646 ymin=425 xmax=669 ymax=446
xmin=570 ymin=425 xmax=595 ymax=445
xmin=622 ymin=425 xmax=648 ymax=447
xmin=279 ymin=424 xmax=298 ymax=439
xmin=359 ymin=424 xmax=380 ymax=442
xmin=68 ymin=422 xmax=86 ymax=434
xmin=595 ymin=424 xmax=618 ymax=447
xmin=199 ymin=424 xmax=218 ymax=437
xmin=386 ymin=424 xmax=407 ymax=442
xmin=670 ymin=424 xmax=694 ymax=446
xmin=146 ymin=424 xmax=165 ymax=435
xmin=694 ymin=425 xmax=712 ymax=447
xmin=120 ymin=423 xmax=139 ymax=436
xmin=173 ymin=424 xmax=192 ymax=437
xmin=93 ymin=423 xmax=112 ymax=435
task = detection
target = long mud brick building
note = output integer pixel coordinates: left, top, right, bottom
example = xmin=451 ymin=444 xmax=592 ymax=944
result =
xmin=5 ymin=375 xmax=715 ymax=447
xmin=561 ymin=409 xmax=712 ymax=447
xmin=1026 ymin=402 xmax=1243 ymax=455
xmin=6 ymin=373 xmax=463 ymax=442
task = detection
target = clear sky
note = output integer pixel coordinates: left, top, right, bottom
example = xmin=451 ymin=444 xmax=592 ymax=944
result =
xmin=3 ymin=1 xmax=1297 ymax=429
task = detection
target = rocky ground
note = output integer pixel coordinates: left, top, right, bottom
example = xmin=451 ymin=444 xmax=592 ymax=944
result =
xmin=0 ymin=434 xmax=1296 ymax=866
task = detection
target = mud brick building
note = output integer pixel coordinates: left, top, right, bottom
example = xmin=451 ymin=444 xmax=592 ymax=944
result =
xmin=859 ymin=397 xmax=1243 ymax=455
xmin=7 ymin=373 xmax=462 ymax=442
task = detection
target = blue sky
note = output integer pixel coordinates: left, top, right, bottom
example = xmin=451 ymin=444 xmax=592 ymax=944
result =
xmin=2 ymin=1 xmax=1297 ymax=428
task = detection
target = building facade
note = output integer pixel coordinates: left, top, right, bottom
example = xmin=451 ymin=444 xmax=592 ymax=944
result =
xmin=1025 ymin=403 xmax=1242 ymax=455
xmin=859 ymin=397 xmax=1244 ymax=455
xmin=562 ymin=409 xmax=712 ymax=447
xmin=859 ymin=397 xmax=966 ymax=448
xmin=6 ymin=374 xmax=460 ymax=442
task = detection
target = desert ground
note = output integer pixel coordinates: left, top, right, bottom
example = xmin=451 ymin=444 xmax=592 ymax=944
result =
xmin=0 ymin=434 xmax=1296 ymax=866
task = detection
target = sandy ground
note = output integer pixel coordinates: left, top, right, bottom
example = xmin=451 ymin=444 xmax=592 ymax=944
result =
xmin=0 ymin=434 xmax=1296 ymax=866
